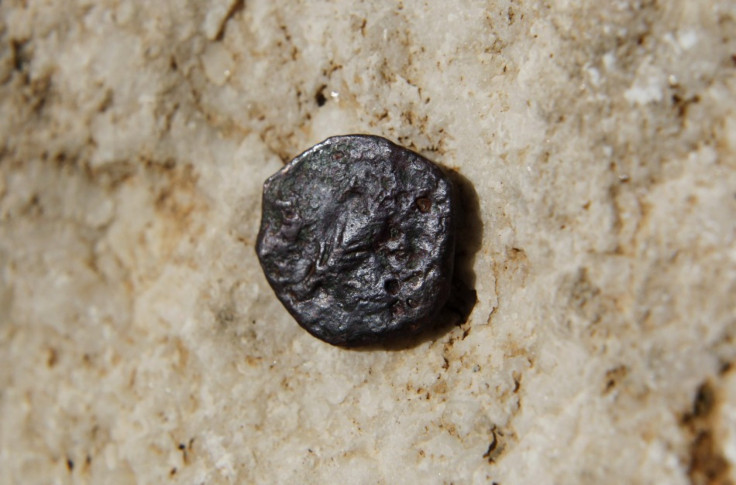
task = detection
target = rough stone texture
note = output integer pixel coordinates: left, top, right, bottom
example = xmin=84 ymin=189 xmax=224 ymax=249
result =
xmin=0 ymin=1 xmax=734 ymax=484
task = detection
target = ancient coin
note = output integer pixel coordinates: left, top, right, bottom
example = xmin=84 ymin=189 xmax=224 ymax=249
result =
xmin=256 ymin=135 xmax=455 ymax=346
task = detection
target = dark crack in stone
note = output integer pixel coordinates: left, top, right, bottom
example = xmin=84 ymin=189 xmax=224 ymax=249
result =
xmin=256 ymin=135 xmax=455 ymax=347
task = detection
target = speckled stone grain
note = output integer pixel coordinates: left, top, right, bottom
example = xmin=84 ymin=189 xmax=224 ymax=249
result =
xmin=1 ymin=1 xmax=735 ymax=484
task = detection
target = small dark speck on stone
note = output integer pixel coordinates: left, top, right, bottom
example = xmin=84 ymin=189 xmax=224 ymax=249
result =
xmin=66 ymin=458 xmax=74 ymax=472
xmin=170 ymin=467 xmax=177 ymax=476
xmin=178 ymin=443 xmax=186 ymax=450
xmin=315 ymin=85 xmax=327 ymax=107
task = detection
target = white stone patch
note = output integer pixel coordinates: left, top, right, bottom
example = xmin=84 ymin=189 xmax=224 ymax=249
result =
xmin=624 ymin=62 xmax=665 ymax=105
xmin=202 ymin=43 xmax=234 ymax=86
xmin=677 ymin=29 xmax=698 ymax=50
xmin=585 ymin=64 xmax=602 ymax=86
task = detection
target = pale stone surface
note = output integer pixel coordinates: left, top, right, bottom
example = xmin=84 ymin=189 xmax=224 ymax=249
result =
xmin=1 ymin=1 xmax=735 ymax=484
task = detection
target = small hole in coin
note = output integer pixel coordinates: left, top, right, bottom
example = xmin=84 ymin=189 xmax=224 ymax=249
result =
xmin=283 ymin=208 xmax=297 ymax=220
xmin=384 ymin=279 xmax=400 ymax=295
xmin=416 ymin=197 xmax=431 ymax=212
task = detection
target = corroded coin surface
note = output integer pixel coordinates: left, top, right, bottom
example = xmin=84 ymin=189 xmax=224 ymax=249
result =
xmin=256 ymin=135 xmax=455 ymax=346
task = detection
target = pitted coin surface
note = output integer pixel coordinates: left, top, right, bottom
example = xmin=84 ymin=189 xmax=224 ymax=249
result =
xmin=256 ymin=135 xmax=455 ymax=346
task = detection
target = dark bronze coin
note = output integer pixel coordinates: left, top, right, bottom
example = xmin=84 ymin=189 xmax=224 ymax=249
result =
xmin=256 ymin=135 xmax=455 ymax=347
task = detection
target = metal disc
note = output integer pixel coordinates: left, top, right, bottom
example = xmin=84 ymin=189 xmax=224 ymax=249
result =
xmin=256 ymin=135 xmax=455 ymax=346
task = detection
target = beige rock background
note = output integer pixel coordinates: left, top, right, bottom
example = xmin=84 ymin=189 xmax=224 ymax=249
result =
xmin=1 ymin=0 xmax=735 ymax=484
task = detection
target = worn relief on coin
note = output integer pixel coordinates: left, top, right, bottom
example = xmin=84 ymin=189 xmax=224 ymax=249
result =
xmin=256 ymin=135 xmax=456 ymax=347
